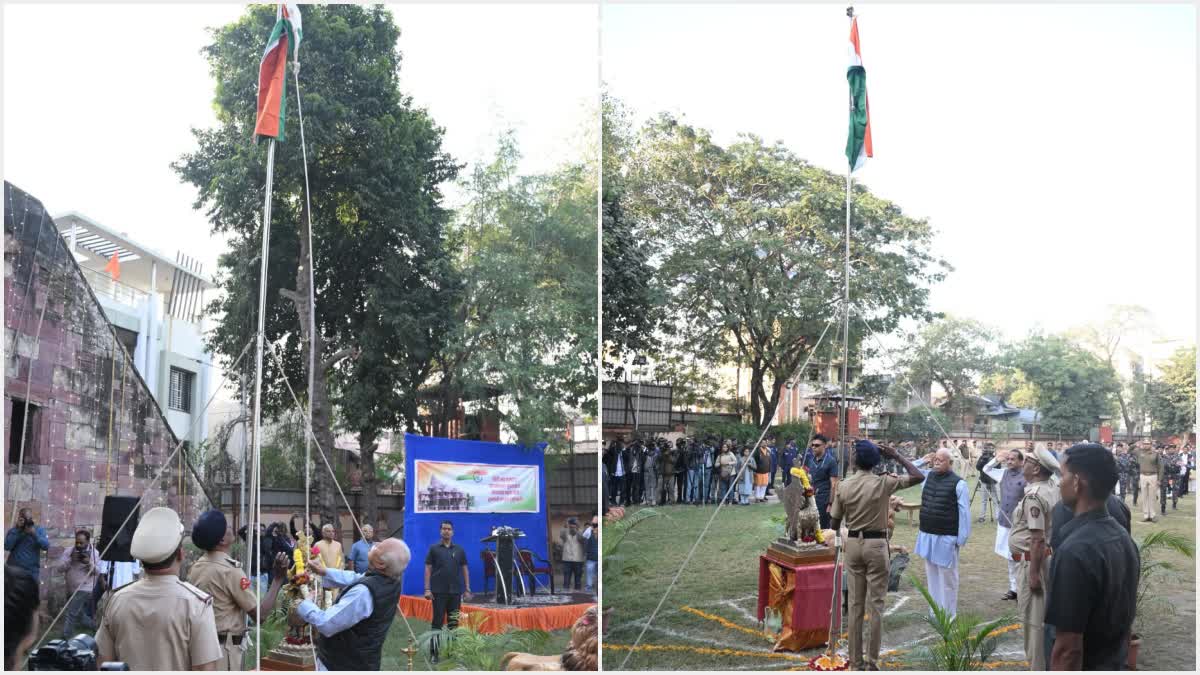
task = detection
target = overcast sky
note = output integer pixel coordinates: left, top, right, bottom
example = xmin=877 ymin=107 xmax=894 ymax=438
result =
xmin=3 ymin=2 xmax=598 ymax=292
xmin=603 ymin=3 xmax=1196 ymax=364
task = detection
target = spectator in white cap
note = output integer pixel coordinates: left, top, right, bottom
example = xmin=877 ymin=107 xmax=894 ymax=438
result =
xmin=96 ymin=507 xmax=223 ymax=671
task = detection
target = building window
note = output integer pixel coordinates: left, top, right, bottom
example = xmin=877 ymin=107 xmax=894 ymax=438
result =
xmin=113 ymin=326 xmax=139 ymax=359
xmin=8 ymin=398 xmax=40 ymax=465
xmin=169 ymin=367 xmax=195 ymax=412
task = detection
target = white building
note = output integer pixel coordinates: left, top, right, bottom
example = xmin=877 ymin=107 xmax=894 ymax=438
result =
xmin=54 ymin=212 xmax=215 ymax=448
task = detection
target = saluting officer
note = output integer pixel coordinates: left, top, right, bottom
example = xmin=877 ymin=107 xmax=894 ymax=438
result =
xmin=1135 ymin=441 xmax=1161 ymax=522
xmin=1007 ymin=444 xmax=1061 ymax=671
xmin=96 ymin=507 xmax=223 ymax=671
xmin=186 ymin=510 xmax=288 ymax=670
xmin=828 ymin=440 xmax=925 ymax=671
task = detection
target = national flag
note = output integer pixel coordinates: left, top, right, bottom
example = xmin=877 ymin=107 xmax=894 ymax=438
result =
xmin=845 ymin=15 xmax=873 ymax=173
xmin=104 ymin=253 xmax=120 ymax=280
xmin=254 ymin=4 xmax=304 ymax=141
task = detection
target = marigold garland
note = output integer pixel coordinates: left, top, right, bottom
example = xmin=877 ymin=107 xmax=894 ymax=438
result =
xmin=603 ymin=643 xmax=806 ymax=661
xmin=681 ymin=606 xmax=775 ymax=641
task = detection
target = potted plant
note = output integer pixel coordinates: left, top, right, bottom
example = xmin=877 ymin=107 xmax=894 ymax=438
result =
xmin=908 ymin=576 xmax=1014 ymax=670
xmin=1130 ymin=530 xmax=1195 ymax=669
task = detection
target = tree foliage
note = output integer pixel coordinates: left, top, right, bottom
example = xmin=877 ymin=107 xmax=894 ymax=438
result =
xmin=434 ymin=133 xmax=597 ymax=449
xmin=602 ymin=95 xmax=664 ymax=378
xmin=173 ymin=5 xmax=458 ymax=524
xmin=1148 ymin=346 xmax=1196 ymax=436
xmin=1068 ymin=305 xmax=1155 ymax=433
xmin=1001 ymin=334 xmax=1119 ymax=436
xmin=895 ymin=317 xmax=998 ymax=421
xmin=622 ymin=113 xmax=949 ymax=427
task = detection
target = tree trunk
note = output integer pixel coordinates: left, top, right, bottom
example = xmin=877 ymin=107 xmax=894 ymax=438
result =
xmin=749 ymin=362 xmax=764 ymax=429
xmin=1116 ymin=389 xmax=1135 ymax=435
xmin=358 ymin=429 xmax=379 ymax=532
xmin=292 ymin=197 xmax=338 ymax=529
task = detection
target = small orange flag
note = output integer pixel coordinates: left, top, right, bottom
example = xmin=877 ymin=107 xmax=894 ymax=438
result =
xmin=104 ymin=253 xmax=120 ymax=280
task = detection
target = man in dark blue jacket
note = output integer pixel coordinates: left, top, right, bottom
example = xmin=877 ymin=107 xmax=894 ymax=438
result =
xmin=5 ymin=508 xmax=49 ymax=581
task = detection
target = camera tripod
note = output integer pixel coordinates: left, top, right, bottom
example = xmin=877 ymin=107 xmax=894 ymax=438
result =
xmin=968 ymin=477 xmax=1000 ymax=522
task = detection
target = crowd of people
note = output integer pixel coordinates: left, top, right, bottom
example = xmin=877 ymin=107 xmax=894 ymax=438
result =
xmin=602 ymin=434 xmax=844 ymax=519
xmin=603 ymin=429 xmax=1195 ymax=671
xmin=5 ymin=507 xmax=414 ymax=671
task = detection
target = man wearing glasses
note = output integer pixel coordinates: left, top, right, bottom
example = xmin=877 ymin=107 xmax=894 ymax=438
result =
xmin=802 ymin=434 xmax=840 ymax=529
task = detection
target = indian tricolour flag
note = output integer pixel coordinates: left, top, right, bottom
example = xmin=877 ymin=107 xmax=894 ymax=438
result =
xmin=254 ymin=3 xmax=303 ymax=141
xmin=845 ymin=15 xmax=873 ymax=173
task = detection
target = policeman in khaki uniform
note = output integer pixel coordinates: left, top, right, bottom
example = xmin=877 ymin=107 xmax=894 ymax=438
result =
xmin=1136 ymin=441 xmax=1162 ymax=522
xmin=186 ymin=510 xmax=288 ymax=670
xmin=829 ymin=440 xmax=925 ymax=671
xmin=1007 ymin=445 xmax=1061 ymax=671
xmin=96 ymin=507 xmax=224 ymax=671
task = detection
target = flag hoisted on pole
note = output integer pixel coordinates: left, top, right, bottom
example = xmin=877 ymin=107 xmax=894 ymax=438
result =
xmin=251 ymin=3 xmax=302 ymax=667
xmin=845 ymin=12 xmax=872 ymax=172
xmin=255 ymin=3 xmax=303 ymax=141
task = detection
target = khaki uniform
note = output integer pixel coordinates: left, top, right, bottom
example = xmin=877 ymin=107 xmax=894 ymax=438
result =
xmin=830 ymin=470 xmax=922 ymax=670
xmin=1008 ymin=480 xmax=1060 ymax=671
xmin=187 ymin=551 xmax=259 ymax=670
xmin=95 ymin=574 xmax=223 ymax=671
xmin=1137 ymin=449 xmax=1161 ymax=521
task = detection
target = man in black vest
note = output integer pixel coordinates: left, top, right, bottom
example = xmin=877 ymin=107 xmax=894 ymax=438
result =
xmin=915 ymin=448 xmax=971 ymax=618
xmin=298 ymin=537 xmax=412 ymax=670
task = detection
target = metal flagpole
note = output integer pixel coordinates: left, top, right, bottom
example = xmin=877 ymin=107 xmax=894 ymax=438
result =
xmin=252 ymin=136 xmax=277 ymax=670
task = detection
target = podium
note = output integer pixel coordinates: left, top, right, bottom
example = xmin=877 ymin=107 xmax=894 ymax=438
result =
xmin=757 ymin=553 xmax=842 ymax=652
xmin=482 ymin=527 xmax=525 ymax=605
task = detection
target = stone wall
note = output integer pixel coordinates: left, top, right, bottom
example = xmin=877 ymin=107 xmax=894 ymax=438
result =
xmin=4 ymin=181 xmax=204 ymax=603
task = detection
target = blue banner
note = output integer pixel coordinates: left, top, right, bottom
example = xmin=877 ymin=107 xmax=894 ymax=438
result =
xmin=401 ymin=434 xmax=548 ymax=597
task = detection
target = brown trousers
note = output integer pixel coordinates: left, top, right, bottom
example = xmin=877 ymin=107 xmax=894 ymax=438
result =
xmin=1018 ymin=556 xmax=1050 ymax=671
xmin=845 ymin=536 xmax=889 ymax=670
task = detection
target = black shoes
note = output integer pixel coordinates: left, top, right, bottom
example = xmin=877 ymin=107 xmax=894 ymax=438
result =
xmin=1001 ymin=591 xmax=1017 ymax=601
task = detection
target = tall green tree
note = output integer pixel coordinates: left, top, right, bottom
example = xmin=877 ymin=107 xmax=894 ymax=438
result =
xmin=1002 ymin=334 xmax=1119 ymax=436
xmin=1068 ymin=305 xmax=1155 ymax=433
xmin=602 ymin=95 xmax=664 ymax=378
xmin=173 ymin=5 xmax=458 ymax=526
xmin=434 ymin=133 xmax=597 ymax=449
xmin=625 ymin=115 xmax=949 ymax=427
xmin=1148 ymin=346 xmax=1196 ymax=436
xmin=896 ymin=317 xmax=999 ymax=424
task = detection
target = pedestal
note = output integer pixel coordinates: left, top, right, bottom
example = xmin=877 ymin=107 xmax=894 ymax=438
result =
xmin=496 ymin=534 xmax=516 ymax=605
xmin=757 ymin=554 xmax=841 ymax=652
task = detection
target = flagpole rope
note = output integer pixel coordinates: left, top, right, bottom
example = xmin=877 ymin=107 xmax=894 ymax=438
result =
xmin=20 ymin=339 xmax=254 ymax=669
xmin=618 ymin=304 xmax=844 ymax=670
xmin=263 ymin=338 xmax=434 ymax=670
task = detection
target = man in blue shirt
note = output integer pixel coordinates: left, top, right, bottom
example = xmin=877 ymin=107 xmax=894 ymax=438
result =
xmin=299 ymin=537 xmax=411 ymax=671
xmin=347 ymin=524 xmax=375 ymax=574
xmin=803 ymin=434 xmax=840 ymax=529
xmin=914 ymin=448 xmax=971 ymax=618
xmin=780 ymin=441 xmax=798 ymax=487
xmin=5 ymin=508 xmax=49 ymax=581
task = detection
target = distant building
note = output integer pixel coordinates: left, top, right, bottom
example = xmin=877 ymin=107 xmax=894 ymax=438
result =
xmin=53 ymin=211 xmax=216 ymax=448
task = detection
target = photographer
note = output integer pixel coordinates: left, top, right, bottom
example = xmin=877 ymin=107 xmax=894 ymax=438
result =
xmin=974 ymin=445 xmax=998 ymax=523
xmin=558 ymin=517 xmax=586 ymax=591
xmin=5 ymin=508 xmax=50 ymax=582
xmin=56 ymin=529 xmax=101 ymax=638
xmin=6 ymin=564 xmax=42 ymax=670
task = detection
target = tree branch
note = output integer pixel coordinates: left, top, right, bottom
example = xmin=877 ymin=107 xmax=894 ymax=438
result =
xmin=322 ymin=346 xmax=359 ymax=371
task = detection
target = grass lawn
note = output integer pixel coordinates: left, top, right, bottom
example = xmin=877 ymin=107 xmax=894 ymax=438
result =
xmin=602 ymin=476 xmax=1196 ymax=671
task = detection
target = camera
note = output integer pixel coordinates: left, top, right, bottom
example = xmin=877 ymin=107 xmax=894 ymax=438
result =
xmin=28 ymin=634 xmax=128 ymax=671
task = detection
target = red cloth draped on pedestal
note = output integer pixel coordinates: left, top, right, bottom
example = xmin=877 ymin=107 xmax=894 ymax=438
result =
xmin=758 ymin=555 xmax=842 ymax=651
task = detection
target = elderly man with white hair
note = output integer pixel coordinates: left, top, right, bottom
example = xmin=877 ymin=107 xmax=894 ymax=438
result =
xmin=298 ymin=537 xmax=412 ymax=671
xmin=915 ymin=448 xmax=971 ymax=617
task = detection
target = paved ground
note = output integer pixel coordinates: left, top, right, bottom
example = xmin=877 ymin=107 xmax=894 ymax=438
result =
xmin=602 ymin=476 xmax=1196 ymax=671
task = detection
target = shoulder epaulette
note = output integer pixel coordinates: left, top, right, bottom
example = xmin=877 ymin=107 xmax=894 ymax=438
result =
xmin=178 ymin=580 xmax=214 ymax=604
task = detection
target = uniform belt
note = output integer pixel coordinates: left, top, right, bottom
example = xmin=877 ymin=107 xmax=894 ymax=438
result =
xmin=217 ymin=633 xmax=246 ymax=646
xmin=846 ymin=529 xmax=887 ymax=539
xmin=1011 ymin=551 xmax=1050 ymax=562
